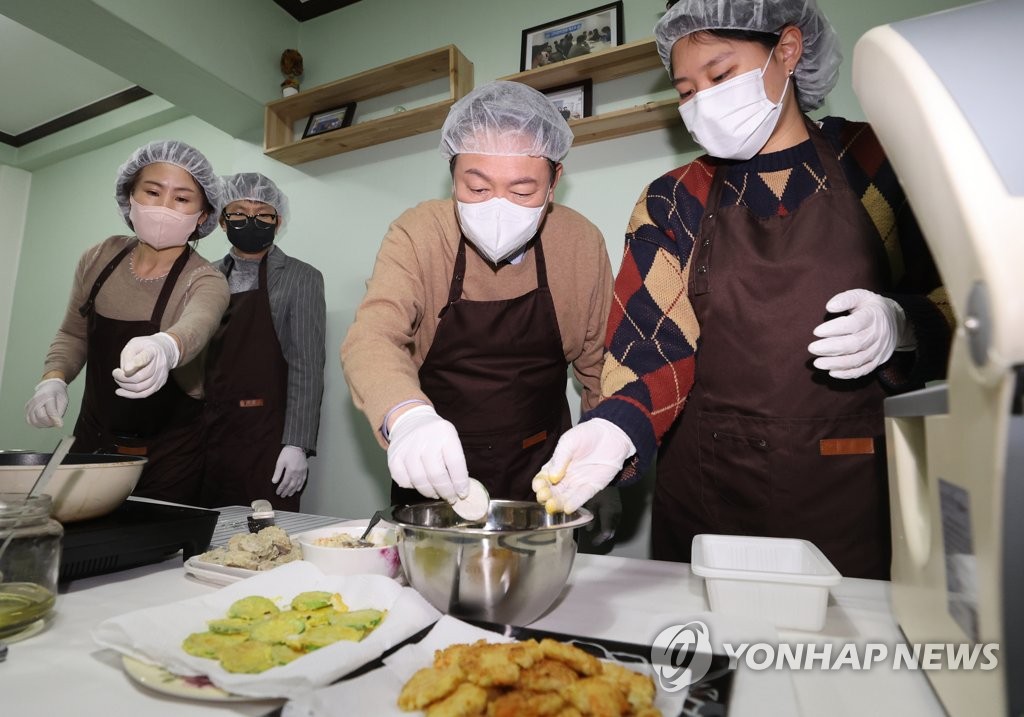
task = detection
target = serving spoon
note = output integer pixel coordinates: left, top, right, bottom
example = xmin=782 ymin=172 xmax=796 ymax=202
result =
xmin=0 ymin=435 xmax=76 ymax=581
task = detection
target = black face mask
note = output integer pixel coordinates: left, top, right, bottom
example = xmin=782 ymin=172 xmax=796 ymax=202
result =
xmin=225 ymin=222 xmax=276 ymax=254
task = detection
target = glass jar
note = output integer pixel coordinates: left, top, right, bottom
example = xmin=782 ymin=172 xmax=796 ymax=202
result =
xmin=0 ymin=493 xmax=63 ymax=639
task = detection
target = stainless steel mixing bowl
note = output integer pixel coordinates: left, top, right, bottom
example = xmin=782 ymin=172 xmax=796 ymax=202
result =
xmin=385 ymin=500 xmax=593 ymax=625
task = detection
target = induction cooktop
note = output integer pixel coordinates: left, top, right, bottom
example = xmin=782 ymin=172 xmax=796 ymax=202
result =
xmin=59 ymin=498 xmax=218 ymax=583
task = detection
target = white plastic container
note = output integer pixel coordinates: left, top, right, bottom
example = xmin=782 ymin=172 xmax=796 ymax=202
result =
xmin=690 ymin=534 xmax=842 ymax=632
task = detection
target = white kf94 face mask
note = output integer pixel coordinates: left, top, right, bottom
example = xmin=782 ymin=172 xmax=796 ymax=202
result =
xmin=679 ymin=49 xmax=789 ymax=161
xmin=456 ymin=196 xmax=547 ymax=264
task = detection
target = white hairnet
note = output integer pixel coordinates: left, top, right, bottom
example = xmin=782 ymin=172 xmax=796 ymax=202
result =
xmin=439 ymin=80 xmax=574 ymax=162
xmin=654 ymin=0 xmax=841 ymax=111
xmin=115 ymin=140 xmax=223 ymax=238
xmin=222 ymin=173 xmax=290 ymax=234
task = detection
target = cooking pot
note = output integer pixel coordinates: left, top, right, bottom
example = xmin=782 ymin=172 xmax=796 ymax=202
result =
xmin=0 ymin=452 xmax=146 ymax=523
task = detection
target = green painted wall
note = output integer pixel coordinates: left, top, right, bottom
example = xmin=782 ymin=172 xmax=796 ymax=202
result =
xmin=0 ymin=0 xmax=970 ymax=557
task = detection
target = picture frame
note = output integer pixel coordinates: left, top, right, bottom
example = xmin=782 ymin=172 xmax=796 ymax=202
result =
xmin=520 ymin=2 xmax=624 ymax=72
xmin=301 ymin=102 xmax=357 ymax=138
xmin=543 ymin=80 xmax=594 ymax=122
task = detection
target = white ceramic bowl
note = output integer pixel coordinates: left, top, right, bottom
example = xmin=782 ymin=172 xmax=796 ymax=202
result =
xmin=0 ymin=452 xmax=146 ymax=523
xmin=297 ymin=522 xmax=401 ymax=579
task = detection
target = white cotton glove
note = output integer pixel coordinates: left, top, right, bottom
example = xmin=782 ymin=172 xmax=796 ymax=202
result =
xmin=532 ymin=418 xmax=636 ymax=514
xmin=25 ymin=378 xmax=69 ymax=428
xmin=272 ymin=445 xmax=308 ymax=497
xmin=111 ymin=332 xmax=180 ymax=399
xmin=808 ymin=289 xmax=916 ymax=380
xmin=387 ymin=404 xmax=470 ymax=503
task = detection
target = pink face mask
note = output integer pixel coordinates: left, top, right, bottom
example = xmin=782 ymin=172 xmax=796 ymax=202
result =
xmin=128 ymin=196 xmax=202 ymax=250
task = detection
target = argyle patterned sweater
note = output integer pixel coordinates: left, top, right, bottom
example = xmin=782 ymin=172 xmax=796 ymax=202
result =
xmin=587 ymin=117 xmax=953 ymax=481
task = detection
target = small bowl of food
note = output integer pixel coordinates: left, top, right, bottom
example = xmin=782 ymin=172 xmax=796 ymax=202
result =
xmin=297 ymin=522 xmax=401 ymax=579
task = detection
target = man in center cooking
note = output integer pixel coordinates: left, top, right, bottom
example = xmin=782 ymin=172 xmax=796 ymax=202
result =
xmin=341 ymin=80 xmax=615 ymax=524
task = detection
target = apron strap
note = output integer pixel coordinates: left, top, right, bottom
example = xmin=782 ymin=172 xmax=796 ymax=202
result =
xmin=150 ymin=246 xmax=193 ymax=325
xmin=532 ymin=233 xmax=549 ymax=290
xmin=78 ymin=243 xmax=134 ymax=317
xmin=439 ymin=238 xmax=469 ymax=319
xmin=439 ymin=233 xmax=547 ymax=319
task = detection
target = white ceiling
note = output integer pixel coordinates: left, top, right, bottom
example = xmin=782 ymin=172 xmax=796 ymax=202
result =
xmin=0 ymin=14 xmax=136 ymax=137
xmin=0 ymin=0 xmax=361 ymax=150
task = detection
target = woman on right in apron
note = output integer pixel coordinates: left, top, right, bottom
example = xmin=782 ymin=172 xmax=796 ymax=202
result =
xmin=534 ymin=0 xmax=954 ymax=579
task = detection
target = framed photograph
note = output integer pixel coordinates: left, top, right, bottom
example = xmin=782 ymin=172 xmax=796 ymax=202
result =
xmin=543 ymin=80 xmax=593 ymax=122
xmin=301 ymin=102 xmax=356 ymax=138
xmin=520 ymin=2 xmax=624 ymax=71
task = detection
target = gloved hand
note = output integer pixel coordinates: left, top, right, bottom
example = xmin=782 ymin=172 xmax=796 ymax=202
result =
xmin=808 ymin=289 xmax=916 ymax=380
xmin=25 ymin=378 xmax=69 ymax=428
xmin=111 ymin=332 xmax=180 ymax=399
xmin=532 ymin=418 xmax=636 ymax=514
xmin=272 ymin=445 xmax=308 ymax=498
xmin=387 ymin=404 xmax=470 ymax=503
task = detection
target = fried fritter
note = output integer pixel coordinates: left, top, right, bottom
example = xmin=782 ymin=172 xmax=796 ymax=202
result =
xmin=539 ymin=639 xmax=602 ymax=676
xmin=401 ymin=639 xmax=661 ymax=717
xmin=488 ymin=690 xmax=566 ymax=717
xmin=599 ymin=662 xmax=656 ymax=710
xmin=398 ymin=666 xmax=465 ymax=711
xmin=290 ymin=590 xmax=336 ymax=611
xmin=425 ymin=682 xmax=488 ymax=717
xmin=250 ymin=614 xmax=306 ymax=644
xmin=182 ymin=631 xmax=247 ymax=658
xmin=519 ymin=658 xmax=580 ymax=693
xmin=564 ymin=676 xmax=630 ymax=717
xmin=228 ymin=595 xmax=279 ymax=620
xmin=459 ymin=642 xmax=522 ymax=687
xmin=219 ymin=640 xmax=275 ymax=673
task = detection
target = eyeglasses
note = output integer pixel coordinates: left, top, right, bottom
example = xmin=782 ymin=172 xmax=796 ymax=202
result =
xmin=222 ymin=211 xmax=278 ymax=227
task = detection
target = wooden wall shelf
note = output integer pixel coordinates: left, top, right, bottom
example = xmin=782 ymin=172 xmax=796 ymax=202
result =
xmin=499 ymin=37 xmax=677 ymax=147
xmin=264 ymin=45 xmax=473 ymax=165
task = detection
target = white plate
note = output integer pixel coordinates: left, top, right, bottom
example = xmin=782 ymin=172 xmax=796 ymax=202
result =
xmin=182 ymin=556 xmax=261 ymax=586
xmin=121 ymin=655 xmax=281 ymax=703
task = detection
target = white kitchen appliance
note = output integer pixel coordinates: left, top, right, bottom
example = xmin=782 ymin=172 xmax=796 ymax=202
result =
xmin=852 ymin=1 xmax=1024 ymax=714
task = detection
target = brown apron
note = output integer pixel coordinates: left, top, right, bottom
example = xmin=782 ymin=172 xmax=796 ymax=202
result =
xmin=73 ymin=241 xmax=204 ymax=504
xmin=391 ymin=235 xmax=571 ymax=505
xmin=201 ymin=255 xmax=296 ymax=510
xmin=652 ymin=122 xmax=892 ymax=579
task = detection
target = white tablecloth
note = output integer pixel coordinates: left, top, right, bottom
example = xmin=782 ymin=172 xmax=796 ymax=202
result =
xmin=3 ymin=552 xmax=945 ymax=716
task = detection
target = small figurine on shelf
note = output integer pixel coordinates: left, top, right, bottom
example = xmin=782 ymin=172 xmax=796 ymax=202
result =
xmin=280 ymin=49 xmax=304 ymax=97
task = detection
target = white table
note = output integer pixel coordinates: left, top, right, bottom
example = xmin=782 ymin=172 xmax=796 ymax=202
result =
xmin=3 ymin=553 xmax=946 ymax=716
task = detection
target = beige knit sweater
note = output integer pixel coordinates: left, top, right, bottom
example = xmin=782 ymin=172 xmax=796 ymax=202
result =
xmin=341 ymin=199 xmax=613 ymax=447
xmin=43 ymin=235 xmax=230 ymax=399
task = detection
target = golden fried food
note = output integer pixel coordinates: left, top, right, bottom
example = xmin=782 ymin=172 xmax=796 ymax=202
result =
xmin=398 ymin=666 xmax=464 ymax=710
xmin=539 ymin=639 xmax=601 ymax=676
xmin=228 ymin=595 xmax=279 ymax=620
xmin=181 ymin=591 xmax=387 ymax=674
xmin=399 ymin=639 xmax=660 ymax=717
xmin=519 ymin=659 xmax=579 ymax=693
xmin=182 ymin=631 xmax=247 ymax=658
xmin=250 ymin=614 xmax=306 ymax=644
xmin=488 ymin=690 xmax=566 ymax=717
xmin=564 ymin=676 xmax=630 ymax=717
xmin=207 ymin=617 xmax=252 ymax=635
xmin=425 ymin=682 xmax=488 ymax=717
xmin=599 ymin=663 xmax=657 ymax=711
xmin=287 ymin=623 xmax=363 ymax=651
xmin=290 ymin=590 xmax=335 ymax=611
xmin=219 ymin=640 xmax=275 ymax=674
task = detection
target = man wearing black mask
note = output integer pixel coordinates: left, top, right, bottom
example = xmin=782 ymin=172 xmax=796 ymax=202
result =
xmin=201 ymin=173 xmax=326 ymax=511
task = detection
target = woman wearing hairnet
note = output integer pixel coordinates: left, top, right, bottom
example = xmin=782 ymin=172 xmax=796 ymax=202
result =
xmin=201 ymin=173 xmax=326 ymax=511
xmin=342 ymin=81 xmax=615 ymax=526
xmin=25 ymin=140 xmax=230 ymax=502
xmin=534 ymin=0 xmax=953 ymax=578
